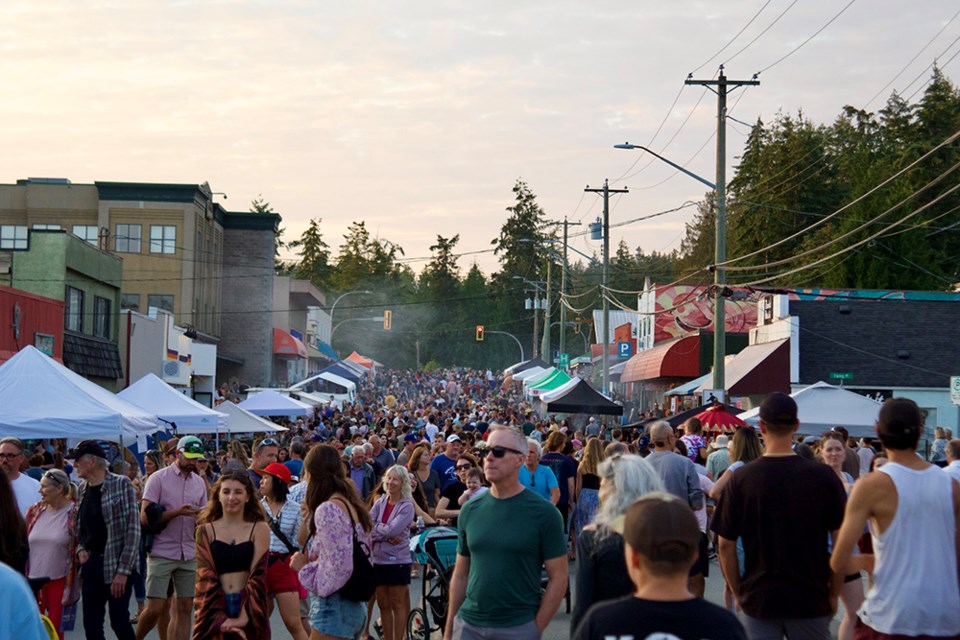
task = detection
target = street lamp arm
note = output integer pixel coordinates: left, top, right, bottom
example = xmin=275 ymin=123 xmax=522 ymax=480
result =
xmin=485 ymin=330 xmax=524 ymax=363
xmin=331 ymin=316 xmax=384 ymax=340
xmin=614 ymin=143 xmax=717 ymax=190
xmin=330 ymin=290 xmax=373 ymax=316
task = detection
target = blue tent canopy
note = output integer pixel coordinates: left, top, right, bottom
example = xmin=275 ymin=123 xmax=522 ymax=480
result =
xmin=316 ymin=340 xmax=339 ymax=360
xmin=321 ymin=361 xmax=364 ymax=383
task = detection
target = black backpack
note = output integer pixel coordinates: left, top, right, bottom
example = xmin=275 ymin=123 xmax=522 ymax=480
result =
xmin=334 ymin=499 xmax=376 ymax=602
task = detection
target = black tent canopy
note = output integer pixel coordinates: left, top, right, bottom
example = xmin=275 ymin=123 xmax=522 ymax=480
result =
xmin=545 ymin=378 xmax=623 ymax=416
xmin=506 ymin=357 xmax=549 ymax=375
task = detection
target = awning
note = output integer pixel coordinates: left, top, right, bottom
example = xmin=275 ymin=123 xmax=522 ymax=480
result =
xmin=620 ymin=336 xmax=700 ymax=383
xmin=665 ymin=371 xmax=713 ymax=396
xmin=697 ymin=338 xmax=790 ymax=396
xmin=273 ymin=328 xmax=307 ymax=358
xmin=316 ymin=340 xmax=338 ymax=360
xmin=346 ymin=351 xmax=375 ymax=369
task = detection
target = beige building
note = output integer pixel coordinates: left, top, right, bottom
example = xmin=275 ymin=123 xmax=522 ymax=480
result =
xmin=0 ymin=178 xmax=280 ymax=386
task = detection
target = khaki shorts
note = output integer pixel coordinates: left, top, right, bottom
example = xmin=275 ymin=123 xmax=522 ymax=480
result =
xmin=146 ymin=556 xmax=197 ymax=599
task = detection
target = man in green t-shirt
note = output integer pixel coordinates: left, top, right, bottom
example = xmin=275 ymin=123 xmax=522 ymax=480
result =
xmin=444 ymin=424 xmax=567 ymax=640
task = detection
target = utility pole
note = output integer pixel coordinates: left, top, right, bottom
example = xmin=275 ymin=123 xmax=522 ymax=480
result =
xmin=542 ymin=259 xmax=551 ymax=363
xmin=685 ymin=67 xmax=758 ymax=394
xmin=558 ymin=217 xmax=581 ymax=367
xmin=585 ymin=179 xmax=628 ymax=395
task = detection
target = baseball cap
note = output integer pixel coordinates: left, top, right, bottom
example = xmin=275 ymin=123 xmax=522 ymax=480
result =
xmin=446 ymin=434 xmax=461 ymax=443
xmin=759 ymin=392 xmax=798 ymax=426
xmin=614 ymin=492 xmax=700 ymax=565
xmin=262 ymin=462 xmax=292 ymax=485
xmin=177 ymin=436 xmax=206 ymax=460
xmin=714 ymin=435 xmax=730 ymax=448
xmin=403 ymin=433 xmax=419 ymax=443
xmin=75 ymin=440 xmax=107 ymax=459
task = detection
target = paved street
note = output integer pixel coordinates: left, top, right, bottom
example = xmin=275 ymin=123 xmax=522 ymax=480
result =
xmin=70 ymin=556 xmax=843 ymax=639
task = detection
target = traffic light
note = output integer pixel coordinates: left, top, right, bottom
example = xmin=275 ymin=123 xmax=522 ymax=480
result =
xmin=383 ymin=309 xmax=392 ymax=330
xmin=476 ymin=325 xmax=485 ymax=341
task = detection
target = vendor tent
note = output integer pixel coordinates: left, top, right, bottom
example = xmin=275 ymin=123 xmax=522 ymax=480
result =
xmin=319 ymin=361 xmax=364 ymax=384
xmin=118 ymin=374 xmax=228 ymax=434
xmin=738 ymin=381 xmax=882 ymax=438
xmin=512 ymin=366 xmax=547 ymax=383
xmin=215 ymin=401 xmax=288 ymax=434
xmin=345 ymin=351 xmax=376 ymax=370
xmin=526 ymin=369 xmax=573 ymax=397
xmin=542 ymin=378 xmax=623 ymax=416
xmin=523 ymin=367 xmax=558 ymax=387
xmin=0 ymin=345 xmax=160 ymax=442
xmin=238 ymin=390 xmax=313 ymax=418
xmin=505 ymin=357 xmax=549 ymax=375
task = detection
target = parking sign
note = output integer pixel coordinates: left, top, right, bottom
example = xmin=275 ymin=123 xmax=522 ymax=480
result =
xmin=617 ymin=341 xmax=633 ymax=359
xmin=951 ymin=376 xmax=960 ymax=406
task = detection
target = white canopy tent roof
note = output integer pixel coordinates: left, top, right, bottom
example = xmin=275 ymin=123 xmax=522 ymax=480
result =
xmin=512 ymin=366 xmax=547 ymax=382
xmin=215 ymin=401 xmax=288 ymax=434
xmin=0 ymin=345 xmax=160 ymax=444
xmin=118 ymin=373 xmax=228 ymax=434
xmin=739 ymin=381 xmax=883 ymax=438
xmin=238 ymin=390 xmax=313 ymax=418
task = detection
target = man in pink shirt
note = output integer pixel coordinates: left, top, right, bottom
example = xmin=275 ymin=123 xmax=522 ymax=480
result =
xmin=135 ymin=436 xmax=208 ymax=640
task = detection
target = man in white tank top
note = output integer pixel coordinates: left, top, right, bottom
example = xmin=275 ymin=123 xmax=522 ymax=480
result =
xmin=831 ymin=398 xmax=960 ymax=639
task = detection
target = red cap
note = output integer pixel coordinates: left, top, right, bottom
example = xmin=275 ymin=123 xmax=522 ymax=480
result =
xmin=263 ymin=462 xmax=292 ymax=485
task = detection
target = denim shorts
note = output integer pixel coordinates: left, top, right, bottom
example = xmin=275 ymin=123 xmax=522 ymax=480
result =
xmin=309 ymin=592 xmax=367 ymax=640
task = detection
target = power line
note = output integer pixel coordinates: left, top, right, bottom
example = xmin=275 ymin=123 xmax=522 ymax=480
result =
xmin=722 ymin=0 xmax=800 ymax=66
xmin=754 ymin=0 xmax=858 ymax=76
xmin=689 ymin=0 xmax=775 ymax=74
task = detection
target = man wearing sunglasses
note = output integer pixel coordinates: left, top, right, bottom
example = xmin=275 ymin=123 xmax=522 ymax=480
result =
xmin=248 ymin=437 xmax=279 ymax=490
xmin=445 ymin=425 xmax=568 ymax=640
xmin=0 ymin=437 xmax=41 ymax=517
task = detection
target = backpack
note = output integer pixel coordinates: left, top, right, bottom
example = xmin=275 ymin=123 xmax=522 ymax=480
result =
xmin=334 ymin=498 xmax=376 ymax=602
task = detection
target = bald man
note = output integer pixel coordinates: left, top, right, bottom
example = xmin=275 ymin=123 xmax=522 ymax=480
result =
xmin=644 ymin=421 xmax=703 ymax=510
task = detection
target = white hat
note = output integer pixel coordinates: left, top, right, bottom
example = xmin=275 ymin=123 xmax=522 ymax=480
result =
xmin=446 ymin=434 xmax=461 ymax=443
xmin=714 ymin=435 xmax=730 ymax=448
xmin=588 ymin=417 xmax=596 ymax=423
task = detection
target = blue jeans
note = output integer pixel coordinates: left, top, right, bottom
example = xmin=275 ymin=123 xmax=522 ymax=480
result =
xmin=309 ymin=592 xmax=367 ymax=640
xmin=80 ymin=553 xmax=135 ymax=640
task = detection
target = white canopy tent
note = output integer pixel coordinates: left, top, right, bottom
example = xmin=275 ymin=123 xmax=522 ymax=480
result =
xmin=0 ymin=345 xmax=160 ymax=445
xmin=238 ymin=390 xmax=313 ymax=418
xmin=215 ymin=401 xmax=288 ymax=434
xmin=739 ymin=381 xmax=883 ymax=438
xmin=118 ymin=373 xmax=228 ymax=434
xmin=512 ymin=366 xmax=547 ymax=383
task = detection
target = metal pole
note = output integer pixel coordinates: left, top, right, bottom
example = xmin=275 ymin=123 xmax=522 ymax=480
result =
xmin=559 ymin=220 xmax=568 ymax=362
xmin=542 ymin=259 xmax=552 ymax=363
xmin=714 ymin=73 xmax=727 ymax=392
xmin=487 ymin=330 xmax=524 ymax=362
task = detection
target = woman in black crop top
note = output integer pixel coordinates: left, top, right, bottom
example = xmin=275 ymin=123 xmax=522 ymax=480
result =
xmin=193 ymin=470 xmax=271 ymax=639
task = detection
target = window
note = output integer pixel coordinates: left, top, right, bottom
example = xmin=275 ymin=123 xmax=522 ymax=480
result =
xmin=94 ymin=296 xmax=111 ymax=339
xmin=147 ymin=294 xmax=174 ymax=314
xmin=65 ymin=286 xmax=84 ymax=332
xmin=115 ymin=224 xmax=141 ymax=253
xmin=121 ymin=293 xmax=140 ymax=312
xmin=72 ymin=225 xmax=99 ymax=245
xmin=149 ymin=225 xmax=176 ymax=254
xmin=32 ymin=224 xmax=60 ymax=230
xmin=0 ymin=225 xmax=28 ymax=249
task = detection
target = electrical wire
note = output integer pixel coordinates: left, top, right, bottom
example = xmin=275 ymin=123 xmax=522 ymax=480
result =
xmin=722 ymin=0 xmax=800 ymax=67
xmin=690 ymin=0 xmax=775 ymax=75
xmin=754 ymin=0 xmax=858 ymax=76
xmin=732 ymin=180 xmax=960 ymax=285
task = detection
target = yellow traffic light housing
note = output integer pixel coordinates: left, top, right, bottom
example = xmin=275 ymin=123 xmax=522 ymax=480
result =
xmin=383 ymin=309 xmax=392 ymax=330
xmin=476 ymin=325 xmax=485 ymax=341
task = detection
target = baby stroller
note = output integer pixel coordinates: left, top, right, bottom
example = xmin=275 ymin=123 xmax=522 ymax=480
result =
xmin=406 ymin=526 xmax=459 ymax=640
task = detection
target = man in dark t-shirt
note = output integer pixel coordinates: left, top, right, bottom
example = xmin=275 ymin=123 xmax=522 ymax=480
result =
xmin=574 ymin=492 xmax=746 ymax=640
xmin=712 ymin=393 xmax=846 ymax=640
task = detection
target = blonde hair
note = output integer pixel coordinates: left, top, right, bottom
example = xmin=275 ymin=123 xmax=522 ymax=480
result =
xmin=579 ymin=437 xmax=605 ymax=476
xmin=381 ymin=465 xmax=413 ymax=499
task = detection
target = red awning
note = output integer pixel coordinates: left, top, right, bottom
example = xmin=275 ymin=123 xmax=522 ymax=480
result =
xmin=620 ymin=336 xmax=701 ymax=383
xmin=722 ymin=338 xmax=790 ymax=396
xmin=273 ymin=328 xmax=307 ymax=358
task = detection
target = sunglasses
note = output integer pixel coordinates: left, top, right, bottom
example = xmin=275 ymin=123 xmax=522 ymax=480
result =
xmin=181 ymin=442 xmax=204 ymax=455
xmin=255 ymin=438 xmax=278 ymax=450
xmin=455 ymin=464 xmax=473 ymax=471
xmin=486 ymin=446 xmax=525 ymax=459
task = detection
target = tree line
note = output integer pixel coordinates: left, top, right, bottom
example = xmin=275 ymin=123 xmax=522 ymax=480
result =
xmin=278 ymin=69 xmax=959 ymax=370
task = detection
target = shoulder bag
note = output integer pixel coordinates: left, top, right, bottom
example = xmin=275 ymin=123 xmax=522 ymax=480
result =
xmin=334 ymin=498 xmax=376 ymax=602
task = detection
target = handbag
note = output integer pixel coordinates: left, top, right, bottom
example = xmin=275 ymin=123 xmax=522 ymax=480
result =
xmin=334 ymin=498 xmax=376 ymax=602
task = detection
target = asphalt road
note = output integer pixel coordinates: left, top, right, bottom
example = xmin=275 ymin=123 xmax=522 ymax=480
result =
xmin=68 ymin=557 xmax=843 ymax=639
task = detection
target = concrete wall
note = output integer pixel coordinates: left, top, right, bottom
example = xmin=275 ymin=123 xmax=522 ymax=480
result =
xmin=220 ymin=227 xmax=274 ymax=387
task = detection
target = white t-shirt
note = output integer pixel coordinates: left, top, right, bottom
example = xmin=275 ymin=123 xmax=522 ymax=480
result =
xmin=10 ymin=472 xmax=41 ymax=517
xmin=425 ymin=423 xmax=439 ymax=443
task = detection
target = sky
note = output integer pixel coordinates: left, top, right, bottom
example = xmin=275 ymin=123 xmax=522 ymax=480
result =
xmin=1 ymin=0 xmax=958 ymax=279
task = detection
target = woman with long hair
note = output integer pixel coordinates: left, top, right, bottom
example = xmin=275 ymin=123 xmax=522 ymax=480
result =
xmin=433 ymin=453 xmax=480 ymax=526
xmin=407 ymin=445 xmax=441 ymax=512
xmin=574 ymin=438 xmax=605 ymax=538
xmin=260 ymin=463 xmax=308 ymax=640
xmin=0 ymin=470 xmax=28 ymax=574
xmin=193 ymin=470 xmax=271 ymax=640
xmin=571 ymin=453 xmax=664 ymax=633
xmin=290 ymin=444 xmax=373 ymax=640
xmin=369 ymin=466 xmax=415 ymax=640
xmin=820 ymin=432 xmax=864 ymax=640
xmin=222 ymin=441 xmax=251 ymax=475
xmin=25 ymin=469 xmax=78 ymax=640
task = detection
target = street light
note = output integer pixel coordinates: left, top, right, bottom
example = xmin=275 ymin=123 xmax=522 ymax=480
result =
xmin=512 ymin=276 xmax=546 ymax=358
xmin=328 ymin=290 xmax=373 ymax=354
xmin=615 ymin=142 xmax=726 ymax=393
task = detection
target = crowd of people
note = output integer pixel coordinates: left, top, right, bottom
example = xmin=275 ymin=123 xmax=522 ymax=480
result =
xmin=0 ymin=365 xmax=958 ymax=640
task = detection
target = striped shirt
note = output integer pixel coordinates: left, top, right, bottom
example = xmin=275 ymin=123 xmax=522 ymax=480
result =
xmin=261 ymin=497 xmax=302 ymax=553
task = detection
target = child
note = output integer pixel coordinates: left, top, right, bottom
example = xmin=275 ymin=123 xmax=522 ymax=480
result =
xmin=457 ymin=468 xmax=489 ymax=505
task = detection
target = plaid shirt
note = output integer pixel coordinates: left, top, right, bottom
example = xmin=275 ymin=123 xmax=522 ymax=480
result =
xmin=77 ymin=473 xmax=141 ymax=583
